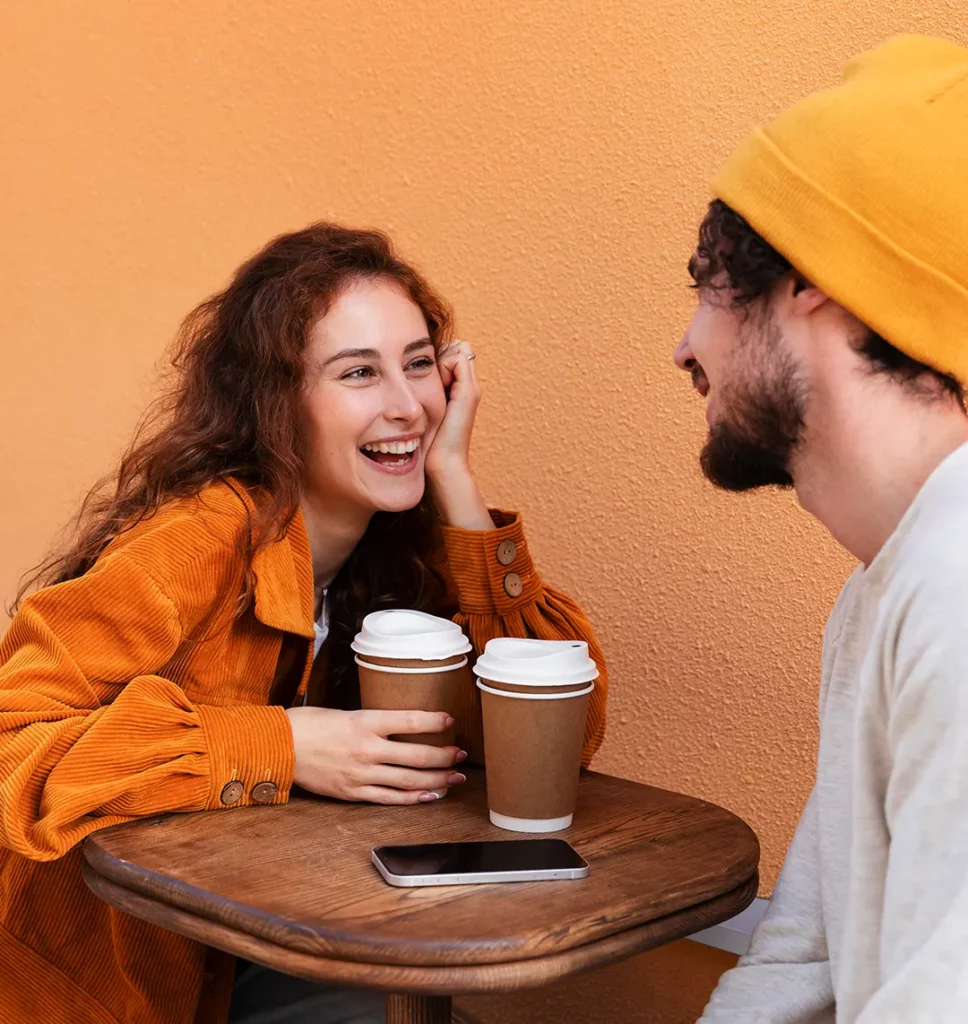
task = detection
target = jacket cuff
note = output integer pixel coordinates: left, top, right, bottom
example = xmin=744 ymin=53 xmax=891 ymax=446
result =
xmin=197 ymin=703 xmax=295 ymax=810
xmin=440 ymin=509 xmax=542 ymax=615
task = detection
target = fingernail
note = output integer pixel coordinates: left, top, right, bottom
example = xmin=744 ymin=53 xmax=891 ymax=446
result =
xmin=444 ymin=715 xmax=455 ymax=727
xmin=419 ymin=792 xmax=440 ymax=802
xmin=455 ymin=750 xmax=468 ymax=763
xmin=447 ymin=773 xmax=466 ymax=785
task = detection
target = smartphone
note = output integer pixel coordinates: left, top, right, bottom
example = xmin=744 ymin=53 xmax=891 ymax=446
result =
xmin=371 ymin=838 xmax=589 ymax=887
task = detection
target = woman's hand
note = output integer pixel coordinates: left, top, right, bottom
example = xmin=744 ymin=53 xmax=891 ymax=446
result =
xmin=425 ymin=339 xmax=480 ymax=477
xmin=425 ymin=339 xmax=495 ymax=530
xmin=285 ymin=706 xmax=467 ymax=804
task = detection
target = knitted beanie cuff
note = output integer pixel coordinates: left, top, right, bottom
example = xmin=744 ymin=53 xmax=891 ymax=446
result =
xmin=712 ymin=127 xmax=968 ymax=383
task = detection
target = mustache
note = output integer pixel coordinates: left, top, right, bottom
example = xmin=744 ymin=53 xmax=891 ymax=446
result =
xmin=691 ymin=365 xmax=707 ymax=388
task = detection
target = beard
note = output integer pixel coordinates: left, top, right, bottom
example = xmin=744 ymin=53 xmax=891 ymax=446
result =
xmin=699 ymin=324 xmax=808 ymax=492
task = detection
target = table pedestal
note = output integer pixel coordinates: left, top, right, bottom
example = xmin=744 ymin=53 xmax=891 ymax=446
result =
xmin=386 ymin=993 xmax=452 ymax=1023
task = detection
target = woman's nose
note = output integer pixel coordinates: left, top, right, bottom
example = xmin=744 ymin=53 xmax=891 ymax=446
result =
xmin=383 ymin=375 xmax=423 ymax=422
xmin=673 ymin=333 xmax=696 ymax=372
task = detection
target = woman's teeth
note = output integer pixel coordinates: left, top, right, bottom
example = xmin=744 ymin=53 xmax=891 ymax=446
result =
xmin=360 ymin=438 xmax=421 ymax=467
xmin=361 ymin=439 xmax=420 ymax=455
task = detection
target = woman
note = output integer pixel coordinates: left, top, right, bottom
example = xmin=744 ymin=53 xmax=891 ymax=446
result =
xmin=0 ymin=223 xmax=608 ymax=1024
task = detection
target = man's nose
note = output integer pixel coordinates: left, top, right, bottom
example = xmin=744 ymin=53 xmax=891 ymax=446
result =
xmin=673 ymin=333 xmax=696 ymax=372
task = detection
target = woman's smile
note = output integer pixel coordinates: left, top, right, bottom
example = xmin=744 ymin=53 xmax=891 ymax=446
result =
xmin=359 ymin=433 xmax=423 ymax=475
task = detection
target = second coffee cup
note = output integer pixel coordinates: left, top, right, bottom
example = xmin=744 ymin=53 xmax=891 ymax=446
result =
xmin=474 ymin=637 xmax=599 ymax=833
xmin=351 ymin=609 xmax=473 ymax=751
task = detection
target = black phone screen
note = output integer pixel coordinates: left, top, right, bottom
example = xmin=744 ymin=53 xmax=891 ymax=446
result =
xmin=373 ymin=839 xmax=587 ymax=877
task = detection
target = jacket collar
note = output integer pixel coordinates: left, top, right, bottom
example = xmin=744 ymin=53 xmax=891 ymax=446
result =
xmin=249 ymin=501 xmax=317 ymax=639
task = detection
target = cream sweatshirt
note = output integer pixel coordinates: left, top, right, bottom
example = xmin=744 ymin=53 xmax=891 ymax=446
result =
xmin=701 ymin=441 xmax=968 ymax=1023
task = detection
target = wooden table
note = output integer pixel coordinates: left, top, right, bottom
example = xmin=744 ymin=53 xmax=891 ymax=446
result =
xmin=82 ymin=770 xmax=758 ymax=1024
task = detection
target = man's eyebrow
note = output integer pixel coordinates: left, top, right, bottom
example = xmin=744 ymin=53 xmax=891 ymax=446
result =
xmin=687 ymin=252 xmax=700 ymax=283
xmin=321 ymin=337 xmax=434 ymax=369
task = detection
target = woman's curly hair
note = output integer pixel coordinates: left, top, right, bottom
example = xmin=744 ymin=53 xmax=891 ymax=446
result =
xmin=14 ymin=223 xmax=453 ymax=704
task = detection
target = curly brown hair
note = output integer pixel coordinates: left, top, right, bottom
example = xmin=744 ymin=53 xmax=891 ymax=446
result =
xmin=14 ymin=223 xmax=453 ymax=701
xmin=691 ymin=199 xmax=964 ymax=405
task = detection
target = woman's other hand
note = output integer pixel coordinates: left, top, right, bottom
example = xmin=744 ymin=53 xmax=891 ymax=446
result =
xmin=425 ymin=339 xmax=495 ymax=530
xmin=425 ymin=339 xmax=479 ymax=475
xmin=285 ymin=706 xmax=467 ymax=804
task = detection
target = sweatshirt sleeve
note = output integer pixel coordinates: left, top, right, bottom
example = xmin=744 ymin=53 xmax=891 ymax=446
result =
xmin=698 ymin=576 xmax=863 ymax=1023
xmin=849 ymin=570 xmax=968 ymax=1022
xmin=699 ymin=788 xmax=835 ymax=1023
xmin=0 ymin=549 xmax=294 ymax=862
xmin=439 ymin=510 xmax=607 ymax=767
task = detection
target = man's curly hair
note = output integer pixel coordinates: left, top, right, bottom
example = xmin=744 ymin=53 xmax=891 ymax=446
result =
xmin=691 ymin=200 xmax=791 ymax=305
xmin=691 ymin=199 xmax=964 ymax=406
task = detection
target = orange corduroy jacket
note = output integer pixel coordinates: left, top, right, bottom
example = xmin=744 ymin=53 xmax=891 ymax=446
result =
xmin=0 ymin=482 xmax=608 ymax=1024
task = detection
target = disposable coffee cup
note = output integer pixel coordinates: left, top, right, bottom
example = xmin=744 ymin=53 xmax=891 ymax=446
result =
xmin=352 ymin=611 xmax=472 ymax=797
xmin=474 ymin=638 xmax=599 ymax=833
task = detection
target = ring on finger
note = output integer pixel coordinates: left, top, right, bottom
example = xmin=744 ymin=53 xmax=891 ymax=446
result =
xmin=451 ymin=338 xmax=475 ymax=361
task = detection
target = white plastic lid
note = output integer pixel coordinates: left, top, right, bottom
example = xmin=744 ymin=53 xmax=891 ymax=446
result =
xmin=351 ymin=609 xmax=472 ymax=660
xmin=472 ymin=637 xmax=599 ymax=686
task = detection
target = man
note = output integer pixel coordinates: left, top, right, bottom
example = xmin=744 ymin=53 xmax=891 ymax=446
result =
xmin=674 ymin=35 xmax=968 ymax=1023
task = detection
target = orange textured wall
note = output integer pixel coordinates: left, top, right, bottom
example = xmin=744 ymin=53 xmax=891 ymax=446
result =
xmin=3 ymin=3 xmax=965 ymax=1021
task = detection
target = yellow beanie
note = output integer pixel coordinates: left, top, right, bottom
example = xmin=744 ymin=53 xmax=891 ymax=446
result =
xmin=713 ymin=35 xmax=968 ymax=382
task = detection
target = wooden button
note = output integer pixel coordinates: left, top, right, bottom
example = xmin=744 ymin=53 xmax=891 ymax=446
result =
xmin=251 ymin=782 xmax=278 ymax=805
xmin=496 ymin=539 xmax=517 ymax=565
xmin=503 ymin=572 xmax=523 ymax=598
xmin=220 ymin=781 xmax=244 ymax=806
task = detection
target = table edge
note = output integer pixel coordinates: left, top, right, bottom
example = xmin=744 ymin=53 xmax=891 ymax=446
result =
xmin=82 ymin=861 xmax=758 ymax=994
xmin=82 ymin=824 xmax=759 ymax=967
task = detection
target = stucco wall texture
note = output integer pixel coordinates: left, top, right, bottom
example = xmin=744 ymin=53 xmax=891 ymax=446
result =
xmin=3 ymin=3 xmax=965 ymax=1021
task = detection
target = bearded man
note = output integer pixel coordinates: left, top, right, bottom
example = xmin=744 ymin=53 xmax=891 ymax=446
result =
xmin=674 ymin=35 xmax=968 ymax=1024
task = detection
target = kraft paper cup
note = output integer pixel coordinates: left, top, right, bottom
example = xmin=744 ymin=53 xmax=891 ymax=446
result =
xmin=473 ymin=638 xmax=599 ymax=832
xmin=352 ymin=610 xmax=473 ymax=798
xmin=355 ymin=654 xmax=471 ymax=746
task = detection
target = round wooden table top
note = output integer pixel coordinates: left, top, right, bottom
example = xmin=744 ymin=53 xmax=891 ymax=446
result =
xmin=82 ymin=769 xmax=758 ymax=995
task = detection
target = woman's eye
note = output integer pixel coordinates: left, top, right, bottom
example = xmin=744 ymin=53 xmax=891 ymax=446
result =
xmin=342 ymin=366 xmax=376 ymax=381
xmin=407 ymin=357 xmax=436 ymax=372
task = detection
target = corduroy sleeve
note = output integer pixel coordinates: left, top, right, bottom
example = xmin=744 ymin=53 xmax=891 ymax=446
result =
xmin=0 ymin=550 xmax=294 ymax=862
xmin=440 ymin=509 xmax=608 ymax=767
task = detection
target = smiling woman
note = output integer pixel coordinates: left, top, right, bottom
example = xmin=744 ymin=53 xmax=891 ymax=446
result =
xmin=0 ymin=222 xmax=608 ymax=1024
xmin=301 ymin=279 xmax=445 ymax=519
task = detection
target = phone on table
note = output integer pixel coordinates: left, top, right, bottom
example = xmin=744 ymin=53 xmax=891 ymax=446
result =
xmin=371 ymin=838 xmax=589 ymax=887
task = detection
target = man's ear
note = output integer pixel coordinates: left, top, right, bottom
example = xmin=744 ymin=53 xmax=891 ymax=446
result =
xmin=782 ymin=272 xmax=830 ymax=316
